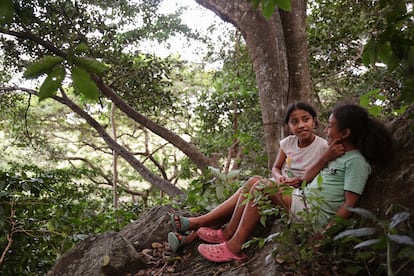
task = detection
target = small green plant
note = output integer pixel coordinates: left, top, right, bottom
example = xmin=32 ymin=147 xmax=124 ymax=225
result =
xmin=334 ymin=207 xmax=414 ymax=276
xmin=181 ymin=167 xmax=242 ymax=213
xmin=241 ymin=176 xmax=332 ymax=273
xmin=0 ymin=164 xmax=139 ymax=275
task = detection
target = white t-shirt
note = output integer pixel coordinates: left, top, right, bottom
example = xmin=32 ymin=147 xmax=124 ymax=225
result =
xmin=280 ymin=135 xmax=328 ymax=178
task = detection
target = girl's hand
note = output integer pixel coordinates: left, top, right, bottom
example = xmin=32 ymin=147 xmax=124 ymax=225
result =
xmin=324 ymin=138 xmax=345 ymax=162
xmin=276 ymin=175 xmax=286 ymax=184
xmin=284 ymin=177 xmax=303 ymax=188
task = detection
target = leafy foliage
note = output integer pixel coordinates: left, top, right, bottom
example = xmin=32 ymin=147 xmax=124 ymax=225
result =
xmin=195 ymin=37 xmax=267 ymax=177
xmin=0 ymin=0 xmax=14 ymax=26
xmin=243 ymin=178 xmax=338 ymax=274
xmin=23 ymin=56 xmax=64 ymax=79
xmin=0 ymin=164 xmax=139 ymax=275
xmin=38 ymin=65 xmax=65 ymax=100
xmin=307 ymin=0 xmax=412 ymax=118
xmin=361 ymin=0 xmax=414 ymax=106
xmin=179 ymin=167 xmax=243 ymax=214
xmin=71 ymin=66 xmax=100 ymax=100
xmin=333 ymin=207 xmax=414 ymax=276
xmin=1 ymin=0 xmax=194 ymax=113
xmin=247 ymin=0 xmax=292 ymax=17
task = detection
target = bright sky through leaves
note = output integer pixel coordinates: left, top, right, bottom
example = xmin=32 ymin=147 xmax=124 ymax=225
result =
xmin=140 ymin=0 xmax=231 ymax=63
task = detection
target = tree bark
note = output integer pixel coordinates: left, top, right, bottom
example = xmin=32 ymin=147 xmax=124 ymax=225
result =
xmin=195 ymin=0 xmax=312 ymax=169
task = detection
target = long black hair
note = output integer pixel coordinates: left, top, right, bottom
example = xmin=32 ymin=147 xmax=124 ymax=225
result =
xmin=332 ymin=103 xmax=393 ymax=165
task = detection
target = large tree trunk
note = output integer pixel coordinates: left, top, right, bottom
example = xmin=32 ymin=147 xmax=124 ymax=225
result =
xmin=195 ymin=0 xmax=312 ymax=169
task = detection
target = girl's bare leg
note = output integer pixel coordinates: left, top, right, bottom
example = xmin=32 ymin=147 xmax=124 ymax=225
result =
xmin=220 ymin=176 xmax=263 ymax=240
xmin=226 ymin=180 xmax=292 ymax=256
xmin=173 ymin=176 xmax=263 ymax=232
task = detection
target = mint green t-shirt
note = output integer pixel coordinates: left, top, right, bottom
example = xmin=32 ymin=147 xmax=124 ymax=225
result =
xmin=303 ymin=150 xmax=371 ymax=228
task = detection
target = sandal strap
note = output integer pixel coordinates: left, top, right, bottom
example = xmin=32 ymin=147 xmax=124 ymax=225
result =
xmin=170 ymin=214 xmax=190 ymax=233
xmin=168 ymin=232 xmax=186 ymax=253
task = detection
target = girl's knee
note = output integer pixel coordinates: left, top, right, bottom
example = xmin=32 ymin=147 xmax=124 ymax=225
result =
xmin=249 ymin=175 xmax=262 ymax=182
xmin=244 ymin=175 xmax=262 ymax=190
xmin=244 ymin=176 xmax=262 ymax=190
xmin=250 ymin=178 xmax=274 ymax=194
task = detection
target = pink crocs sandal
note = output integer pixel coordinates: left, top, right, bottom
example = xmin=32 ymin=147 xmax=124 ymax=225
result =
xmin=198 ymin=242 xmax=248 ymax=263
xmin=197 ymin=227 xmax=226 ymax=243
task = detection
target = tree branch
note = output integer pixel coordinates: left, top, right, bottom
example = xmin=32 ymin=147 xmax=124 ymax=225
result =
xmin=0 ymin=206 xmax=16 ymax=265
xmin=0 ymin=28 xmax=67 ymax=57
xmin=0 ymin=86 xmax=184 ymax=197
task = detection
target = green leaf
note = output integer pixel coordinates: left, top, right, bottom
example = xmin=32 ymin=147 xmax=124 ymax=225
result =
xmin=359 ymin=94 xmax=370 ymax=107
xmin=217 ymin=171 xmax=227 ymax=181
xmin=0 ymin=0 xmax=14 ymax=26
xmin=71 ymin=66 xmax=100 ymax=100
xmin=215 ymin=184 xmax=225 ymax=199
xmin=397 ymin=246 xmax=414 ymax=260
xmin=262 ymin=0 xmax=276 ymax=19
xmin=47 ymin=220 xmax=55 ymax=232
xmin=346 ymin=206 xmax=379 ymax=221
xmin=274 ymin=0 xmax=291 ymax=11
xmin=24 ymin=56 xmax=64 ymax=79
xmin=260 ymin=215 xmax=266 ymax=226
xmin=386 ymin=0 xmax=406 ymax=23
xmin=388 ymin=234 xmax=414 ymax=246
xmin=386 ymin=53 xmax=400 ymax=71
xmin=362 ymin=40 xmax=376 ymax=66
xmin=345 ymin=265 xmax=364 ymax=274
xmin=368 ymin=105 xmax=382 ymax=117
xmin=227 ymin=169 xmax=241 ymax=179
xmin=334 ymin=227 xmax=377 ymax=240
xmin=354 ymin=238 xmax=382 ymax=249
xmin=377 ymin=42 xmax=392 ymax=63
xmin=73 ymin=57 xmax=109 ymax=75
xmin=75 ymin=43 xmax=89 ymax=53
xmin=258 ymin=238 xmax=265 ymax=247
xmin=38 ymin=65 xmax=65 ymax=101
xmin=389 ymin=211 xmax=409 ymax=229
xmin=317 ymin=174 xmax=323 ymax=185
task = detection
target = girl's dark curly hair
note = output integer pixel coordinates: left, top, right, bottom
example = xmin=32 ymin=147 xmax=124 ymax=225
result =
xmin=332 ymin=103 xmax=393 ymax=166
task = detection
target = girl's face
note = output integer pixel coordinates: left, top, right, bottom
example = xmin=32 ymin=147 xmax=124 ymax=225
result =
xmin=287 ymin=109 xmax=315 ymax=142
xmin=325 ymin=114 xmax=343 ymax=145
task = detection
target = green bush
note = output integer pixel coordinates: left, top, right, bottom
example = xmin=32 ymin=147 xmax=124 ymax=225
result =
xmin=0 ymin=164 xmax=138 ymax=275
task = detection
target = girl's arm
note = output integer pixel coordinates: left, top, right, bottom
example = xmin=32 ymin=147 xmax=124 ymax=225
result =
xmin=322 ymin=191 xmax=361 ymax=231
xmin=302 ymin=138 xmax=344 ymax=183
xmin=335 ymin=191 xmax=360 ymax=219
xmin=312 ymin=191 xmax=361 ymax=240
xmin=271 ymin=149 xmax=286 ymax=183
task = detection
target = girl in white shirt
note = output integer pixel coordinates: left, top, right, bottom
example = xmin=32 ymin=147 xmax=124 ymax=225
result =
xmin=169 ymin=102 xmax=333 ymax=260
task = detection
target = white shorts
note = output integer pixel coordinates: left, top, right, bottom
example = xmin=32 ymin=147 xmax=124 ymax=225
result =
xmin=290 ymin=188 xmax=306 ymax=216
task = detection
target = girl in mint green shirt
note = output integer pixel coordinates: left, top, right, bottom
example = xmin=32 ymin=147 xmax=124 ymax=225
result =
xmin=300 ymin=103 xmax=393 ymax=234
